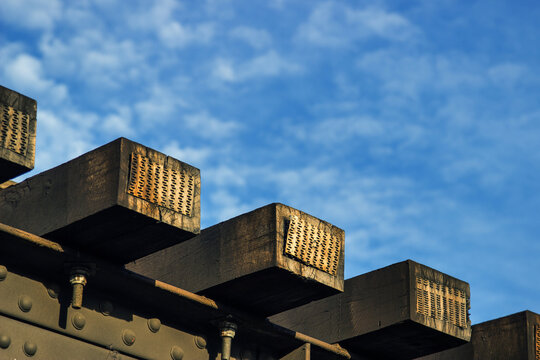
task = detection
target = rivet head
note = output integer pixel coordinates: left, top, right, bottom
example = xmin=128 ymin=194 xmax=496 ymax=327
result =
xmin=0 ymin=265 xmax=7 ymax=281
xmin=100 ymin=301 xmax=113 ymax=316
xmin=148 ymin=318 xmax=161 ymax=333
xmin=170 ymin=346 xmax=184 ymax=360
xmin=122 ymin=329 xmax=136 ymax=346
xmin=194 ymin=336 xmax=207 ymax=349
xmin=72 ymin=312 xmax=86 ymax=330
xmin=47 ymin=283 xmax=60 ymax=299
xmin=0 ymin=334 xmax=11 ymax=349
xmin=18 ymin=295 xmax=33 ymax=312
xmin=23 ymin=341 xmax=37 ymax=356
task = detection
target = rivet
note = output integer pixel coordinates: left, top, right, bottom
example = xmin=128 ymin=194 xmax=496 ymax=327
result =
xmin=47 ymin=283 xmax=60 ymax=299
xmin=0 ymin=265 xmax=7 ymax=281
xmin=194 ymin=336 xmax=207 ymax=349
xmin=0 ymin=334 xmax=11 ymax=349
xmin=18 ymin=295 xmax=33 ymax=312
xmin=170 ymin=346 xmax=184 ymax=360
xmin=72 ymin=312 xmax=86 ymax=330
xmin=100 ymin=301 xmax=113 ymax=316
xmin=148 ymin=318 xmax=161 ymax=333
xmin=23 ymin=341 xmax=37 ymax=356
xmin=122 ymin=329 xmax=136 ymax=346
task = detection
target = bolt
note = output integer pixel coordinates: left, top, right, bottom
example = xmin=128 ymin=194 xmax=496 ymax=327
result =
xmin=23 ymin=341 xmax=37 ymax=357
xmin=47 ymin=283 xmax=60 ymax=299
xmin=170 ymin=346 xmax=184 ymax=360
xmin=100 ymin=301 xmax=113 ymax=316
xmin=72 ymin=312 xmax=86 ymax=330
xmin=0 ymin=334 xmax=11 ymax=349
xmin=148 ymin=318 xmax=161 ymax=333
xmin=18 ymin=295 xmax=33 ymax=312
xmin=220 ymin=321 xmax=237 ymax=360
xmin=69 ymin=268 xmax=89 ymax=309
xmin=194 ymin=336 xmax=207 ymax=349
xmin=0 ymin=265 xmax=7 ymax=281
xmin=122 ymin=329 xmax=136 ymax=346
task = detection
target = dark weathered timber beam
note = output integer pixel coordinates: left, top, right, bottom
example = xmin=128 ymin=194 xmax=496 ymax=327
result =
xmin=271 ymin=260 xmax=471 ymax=360
xmin=0 ymin=137 xmax=201 ymax=263
xmin=127 ymin=203 xmax=345 ymax=316
xmin=415 ymin=310 xmax=540 ymax=360
xmin=0 ymin=85 xmax=37 ymax=182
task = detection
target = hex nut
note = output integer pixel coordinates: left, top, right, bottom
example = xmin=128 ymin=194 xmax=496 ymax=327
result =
xmin=170 ymin=346 xmax=184 ymax=360
xmin=23 ymin=341 xmax=37 ymax=356
xmin=18 ymin=295 xmax=33 ymax=312
xmin=0 ymin=334 xmax=11 ymax=349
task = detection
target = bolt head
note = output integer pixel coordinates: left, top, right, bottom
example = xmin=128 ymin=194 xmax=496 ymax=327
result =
xmin=47 ymin=283 xmax=60 ymax=299
xmin=23 ymin=341 xmax=37 ymax=356
xmin=0 ymin=265 xmax=7 ymax=281
xmin=18 ymin=295 xmax=33 ymax=312
xmin=194 ymin=336 xmax=207 ymax=349
xmin=122 ymin=329 xmax=136 ymax=346
xmin=0 ymin=334 xmax=11 ymax=349
xmin=170 ymin=346 xmax=184 ymax=360
xmin=100 ymin=301 xmax=113 ymax=316
xmin=72 ymin=312 xmax=86 ymax=330
xmin=148 ymin=318 xmax=161 ymax=333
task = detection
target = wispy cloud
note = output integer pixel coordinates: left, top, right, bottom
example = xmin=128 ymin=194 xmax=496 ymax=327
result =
xmin=2 ymin=53 xmax=68 ymax=104
xmin=296 ymin=2 xmax=419 ymax=47
xmin=0 ymin=0 xmax=62 ymax=30
xmin=229 ymin=26 xmax=272 ymax=49
xmin=183 ymin=111 xmax=241 ymax=139
xmin=212 ymin=51 xmax=301 ymax=82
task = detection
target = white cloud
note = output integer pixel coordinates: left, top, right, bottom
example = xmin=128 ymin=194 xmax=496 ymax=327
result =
xmin=184 ymin=111 xmax=240 ymax=138
xmin=0 ymin=0 xmax=62 ymax=30
xmin=296 ymin=2 xmax=419 ymax=47
xmin=488 ymin=63 xmax=528 ymax=86
xmin=208 ymin=189 xmax=253 ymax=223
xmin=134 ymin=85 xmax=188 ymax=126
xmin=158 ymin=21 xmax=215 ymax=48
xmin=161 ymin=141 xmax=212 ymax=165
xmin=357 ymin=50 xmax=486 ymax=101
xmin=39 ymin=31 xmax=147 ymax=89
xmin=212 ymin=51 xmax=301 ymax=82
xmin=34 ymin=109 xmax=96 ymax=171
xmin=229 ymin=26 xmax=272 ymax=49
xmin=102 ymin=106 xmax=135 ymax=137
xmin=3 ymin=53 xmax=68 ymax=104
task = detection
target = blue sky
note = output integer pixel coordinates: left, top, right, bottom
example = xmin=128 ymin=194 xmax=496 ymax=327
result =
xmin=1 ymin=0 xmax=539 ymax=324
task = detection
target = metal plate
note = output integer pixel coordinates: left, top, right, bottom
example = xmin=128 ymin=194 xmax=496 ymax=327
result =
xmin=0 ymin=266 xmax=209 ymax=360
xmin=284 ymin=216 xmax=341 ymax=276
xmin=127 ymin=153 xmax=195 ymax=216
xmin=416 ymin=276 xmax=468 ymax=328
xmin=0 ymin=103 xmax=30 ymax=156
xmin=0 ymin=313 xmax=140 ymax=360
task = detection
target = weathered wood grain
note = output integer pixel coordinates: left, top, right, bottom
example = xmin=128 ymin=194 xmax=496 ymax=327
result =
xmin=270 ymin=260 xmax=471 ymax=360
xmin=0 ymin=137 xmax=200 ymax=263
xmin=127 ymin=203 xmax=345 ymax=316
xmin=0 ymin=85 xmax=37 ymax=182
xmin=415 ymin=310 xmax=540 ymax=360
